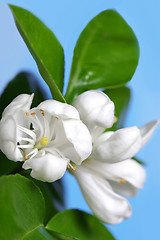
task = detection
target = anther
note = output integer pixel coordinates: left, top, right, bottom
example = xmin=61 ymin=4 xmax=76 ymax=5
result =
xmin=56 ymin=117 xmax=59 ymax=119
xmin=24 ymin=154 xmax=28 ymax=160
xmin=31 ymin=112 xmax=36 ymax=115
xmin=42 ymin=112 xmax=45 ymax=116
xmin=25 ymin=112 xmax=29 ymax=116
xmin=118 ymin=179 xmax=126 ymax=184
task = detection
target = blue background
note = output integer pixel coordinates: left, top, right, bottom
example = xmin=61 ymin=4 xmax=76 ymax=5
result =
xmin=1 ymin=0 xmax=160 ymax=239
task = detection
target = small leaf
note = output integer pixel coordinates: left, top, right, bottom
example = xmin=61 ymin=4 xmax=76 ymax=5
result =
xmin=46 ymin=209 xmax=115 ymax=240
xmin=104 ymin=87 xmax=131 ymax=130
xmin=65 ymin=10 xmax=139 ymax=103
xmin=0 ymin=174 xmax=45 ymax=240
xmin=9 ymin=5 xmax=65 ymax=102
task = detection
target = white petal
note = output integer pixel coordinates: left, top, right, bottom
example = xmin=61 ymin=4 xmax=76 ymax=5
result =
xmin=22 ymin=153 xmax=69 ymax=182
xmin=92 ymin=127 xmax=142 ymax=163
xmin=74 ymin=167 xmax=132 ymax=224
xmin=140 ymin=120 xmax=160 ymax=147
xmin=59 ymin=119 xmax=92 ymax=165
xmin=0 ymin=117 xmax=23 ymax=161
xmin=37 ymin=100 xmax=80 ymax=120
xmin=84 ymin=159 xmax=146 ymax=189
xmin=73 ymin=90 xmax=115 ymax=133
xmin=109 ymin=181 xmax=138 ymax=198
xmin=2 ymin=94 xmax=34 ymax=118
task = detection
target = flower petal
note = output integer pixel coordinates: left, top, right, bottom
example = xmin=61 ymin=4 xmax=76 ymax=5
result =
xmin=140 ymin=120 xmax=160 ymax=147
xmin=73 ymin=90 xmax=115 ymax=133
xmin=74 ymin=166 xmax=132 ymax=224
xmin=83 ymin=159 xmax=146 ymax=189
xmin=92 ymin=127 xmax=142 ymax=163
xmin=37 ymin=100 xmax=80 ymax=120
xmin=22 ymin=153 xmax=69 ymax=182
xmin=0 ymin=117 xmax=23 ymax=161
xmin=108 ymin=181 xmax=138 ymax=198
xmin=57 ymin=119 xmax=92 ymax=165
xmin=2 ymin=94 xmax=34 ymax=118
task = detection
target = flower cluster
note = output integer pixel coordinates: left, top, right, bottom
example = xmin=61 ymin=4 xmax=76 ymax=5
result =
xmin=0 ymin=91 xmax=158 ymax=224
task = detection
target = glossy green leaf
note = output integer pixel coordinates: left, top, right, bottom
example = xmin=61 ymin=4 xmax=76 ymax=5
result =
xmin=0 ymin=174 xmax=45 ymax=240
xmin=9 ymin=5 xmax=65 ymax=102
xmin=22 ymin=226 xmax=57 ymax=240
xmin=46 ymin=209 xmax=115 ymax=240
xmin=104 ymin=87 xmax=131 ymax=130
xmin=21 ymin=168 xmax=65 ymax=224
xmin=65 ymin=10 xmax=139 ymax=103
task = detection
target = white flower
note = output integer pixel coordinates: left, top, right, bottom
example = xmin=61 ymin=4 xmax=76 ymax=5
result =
xmin=72 ymin=90 xmax=159 ymax=224
xmin=0 ymin=94 xmax=92 ymax=182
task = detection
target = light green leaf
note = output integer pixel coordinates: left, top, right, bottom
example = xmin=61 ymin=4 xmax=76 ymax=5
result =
xmin=65 ymin=10 xmax=139 ymax=103
xmin=9 ymin=5 xmax=65 ymax=102
xmin=46 ymin=209 xmax=115 ymax=240
xmin=0 ymin=174 xmax=45 ymax=240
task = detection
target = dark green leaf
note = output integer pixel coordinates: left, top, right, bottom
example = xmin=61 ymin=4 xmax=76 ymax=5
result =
xmin=46 ymin=209 xmax=115 ymax=240
xmin=22 ymin=226 xmax=57 ymax=240
xmin=65 ymin=10 xmax=139 ymax=103
xmin=104 ymin=87 xmax=131 ymax=130
xmin=0 ymin=174 xmax=45 ymax=240
xmin=0 ymin=150 xmax=20 ymax=176
xmin=9 ymin=5 xmax=65 ymax=102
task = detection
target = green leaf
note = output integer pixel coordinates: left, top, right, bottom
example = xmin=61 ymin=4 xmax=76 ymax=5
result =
xmin=9 ymin=5 xmax=65 ymax=102
xmin=46 ymin=209 xmax=115 ymax=240
xmin=0 ymin=174 xmax=45 ymax=240
xmin=22 ymin=226 xmax=57 ymax=240
xmin=65 ymin=10 xmax=139 ymax=103
xmin=104 ymin=86 xmax=131 ymax=130
xmin=0 ymin=72 xmax=46 ymax=176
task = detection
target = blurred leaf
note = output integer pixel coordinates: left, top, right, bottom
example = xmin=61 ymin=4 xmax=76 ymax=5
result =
xmin=0 ymin=72 xmax=46 ymax=176
xmin=22 ymin=226 xmax=57 ymax=240
xmin=104 ymin=86 xmax=131 ymax=130
xmin=9 ymin=5 xmax=65 ymax=102
xmin=0 ymin=174 xmax=45 ymax=240
xmin=0 ymin=72 xmax=30 ymax=118
xmin=65 ymin=10 xmax=139 ymax=103
xmin=0 ymin=150 xmax=20 ymax=176
xmin=46 ymin=209 xmax=115 ymax=240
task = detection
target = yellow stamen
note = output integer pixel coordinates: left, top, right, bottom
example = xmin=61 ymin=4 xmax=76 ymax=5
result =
xmin=40 ymin=109 xmax=44 ymax=112
xmin=24 ymin=154 xmax=28 ymax=160
xmin=56 ymin=117 xmax=59 ymax=119
xmin=40 ymin=137 xmax=49 ymax=146
xmin=42 ymin=112 xmax=45 ymax=116
xmin=31 ymin=112 xmax=36 ymax=116
xmin=114 ymin=116 xmax=118 ymax=123
xmin=118 ymin=179 xmax=126 ymax=184
xmin=25 ymin=112 xmax=29 ymax=116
